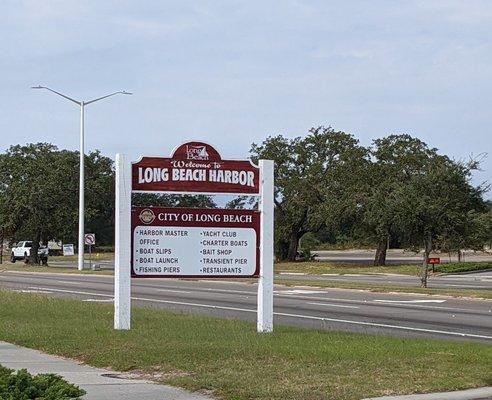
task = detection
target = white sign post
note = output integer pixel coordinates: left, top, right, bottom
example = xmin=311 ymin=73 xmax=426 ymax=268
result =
xmin=257 ymin=160 xmax=274 ymax=333
xmin=114 ymin=143 xmax=274 ymax=333
xmin=114 ymin=153 xmax=131 ymax=330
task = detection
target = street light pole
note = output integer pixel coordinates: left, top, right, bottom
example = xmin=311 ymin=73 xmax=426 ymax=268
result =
xmin=32 ymin=86 xmax=132 ymax=271
xmin=79 ymin=102 xmax=85 ymax=271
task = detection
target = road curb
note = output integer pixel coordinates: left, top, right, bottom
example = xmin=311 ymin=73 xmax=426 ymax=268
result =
xmin=438 ymin=268 xmax=492 ymax=276
xmin=363 ymin=386 xmax=492 ymax=400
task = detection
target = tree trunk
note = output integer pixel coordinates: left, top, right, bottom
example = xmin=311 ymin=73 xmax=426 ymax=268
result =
xmin=420 ymin=234 xmax=432 ymax=288
xmin=374 ymin=236 xmax=388 ymax=266
xmin=287 ymin=230 xmax=301 ymax=261
xmin=29 ymin=231 xmax=41 ymax=265
xmin=457 ymin=249 xmax=462 ymax=262
xmin=276 ymin=238 xmax=290 ymax=261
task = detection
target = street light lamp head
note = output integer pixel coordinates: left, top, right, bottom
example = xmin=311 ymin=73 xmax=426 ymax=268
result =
xmin=31 ymin=85 xmax=46 ymax=89
xmin=121 ymin=91 xmax=133 ymax=95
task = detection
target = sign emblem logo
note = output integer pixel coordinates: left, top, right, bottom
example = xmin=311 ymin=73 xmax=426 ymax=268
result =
xmin=186 ymin=145 xmax=209 ymax=160
xmin=139 ymin=208 xmax=156 ymax=224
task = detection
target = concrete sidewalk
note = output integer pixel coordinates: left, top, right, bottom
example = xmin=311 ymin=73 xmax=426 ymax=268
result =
xmin=0 ymin=341 xmax=213 ymax=400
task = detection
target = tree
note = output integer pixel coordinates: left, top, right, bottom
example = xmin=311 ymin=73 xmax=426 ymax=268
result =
xmin=84 ymin=151 xmax=115 ymax=245
xmin=251 ymin=127 xmax=369 ymax=261
xmin=362 ymin=134 xmax=440 ymax=266
xmin=0 ymin=144 xmax=115 ymax=263
xmin=0 ymin=143 xmax=61 ymax=263
xmin=132 ymin=193 xmax=216 ymax=208
xmin=395 ymin=156 xmax=487 ymax=287
xmin=483 ymin=201 xmax=492 ymax=250
xmin=437 ymin=209 xmax=489 ymax=260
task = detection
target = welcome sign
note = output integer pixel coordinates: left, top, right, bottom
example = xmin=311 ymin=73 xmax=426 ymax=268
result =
xmin=132 ymin=142 xmax=260 ymax=194
xmin=114 ymin=141 xmax=274 ymax=333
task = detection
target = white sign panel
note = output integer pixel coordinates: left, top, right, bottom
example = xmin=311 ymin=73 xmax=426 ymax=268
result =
xmin=131 ymin=207 xmax=260 ymax=278
xmin=62 ymin=244 xmax=74 ymax=256
xmin=133 ymin=226 xmax=256 ymax=276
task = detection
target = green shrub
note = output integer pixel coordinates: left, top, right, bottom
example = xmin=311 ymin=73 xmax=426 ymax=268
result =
xmin=434 ymin=262 xmax=492 ymax=274
xmin=0 ymin=365 xmax=85 ymax=400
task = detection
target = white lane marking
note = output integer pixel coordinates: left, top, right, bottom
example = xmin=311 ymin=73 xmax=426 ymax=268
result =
xmin=441 ymin=275 xmax=492 ymax=279
xmin=28 ymin=287 xmax=109 ymax=297
xmin=157 ymin=289 xmax=191 ymax=294
xmin=204 ymin=288 xmax=254 ymax=295
xmin=56 ymin=280 xmax=81 ymax=285
xmin=25 ymin=286 xmax=492 ymax=340
xmin=445 ymin=284 xmax=491 ymax=288
xmin=278 ymin=272 xmax=306 ymax=275
xmin=307 ymin=302 xmax=360 ymax=309
xmin=276 ymin=290 xmax=326 ymax=295
xmin=374 ymin=299 xmax=446 ymax=304
xmin=83 ymin=299 xmax=113 ymax=302
xmin=15 ymin=289 xmax=53 ymax=294
xmin=281 ymin=294 xmax=492 ymax=314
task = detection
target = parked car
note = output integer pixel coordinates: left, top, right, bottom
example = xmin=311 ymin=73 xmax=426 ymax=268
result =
xmin=10 ymin=241 xmax=49 ymax=265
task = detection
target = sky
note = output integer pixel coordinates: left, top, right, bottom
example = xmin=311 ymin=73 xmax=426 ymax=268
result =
xmin=0 ymin=0 xmax=491 ymax=193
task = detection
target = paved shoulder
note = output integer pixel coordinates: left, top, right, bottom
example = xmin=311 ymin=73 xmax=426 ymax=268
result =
xmin=0 ymin=341 xmax=212 ymax=400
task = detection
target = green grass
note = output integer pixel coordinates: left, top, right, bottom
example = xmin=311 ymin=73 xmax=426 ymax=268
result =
xmin=435 ymin=262 xmax=492 ymax=274
xmin=0 ymin=251 xmax=114 ymax=263
xmin=276 ymin=261 xmax=492 ymax=277
xmin=0 ymin=263 xmax=112 ymax=275
xmin=276 ymin=261 xmax=422 ymax=276
xmin=0 ymin=291 xmax=491 ymax=400
xmin=48 ymin=252 xmax=115 ymax=262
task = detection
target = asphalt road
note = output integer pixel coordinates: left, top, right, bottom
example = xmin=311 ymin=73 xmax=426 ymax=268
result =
xmin=0 ymin=271 xmax=491 ymax=344
xmin=46 ymin=260 xmax=492 ymax=289
xmin=277 ymin=270 xmax=492 ymax=290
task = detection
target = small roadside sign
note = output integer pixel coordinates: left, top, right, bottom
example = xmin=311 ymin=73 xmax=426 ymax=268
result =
xmin=84 ymin=234 xmax=96 ymax=246
xmin=427 ymin=257 xmax=440 ymax=264
xmin=62 ymin=244 xmax=74 ymax=256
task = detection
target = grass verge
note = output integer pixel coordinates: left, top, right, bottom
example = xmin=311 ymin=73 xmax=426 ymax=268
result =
xmin=275 ymin=261 xmax=421 ymax=275
xmin=48 ymin=253 xmax=115 ymax=262
xmin=0 ymin=263 xmax=112 ymax=275
xmin=276 ymin=260 xmax=492 ymax=277
xmin=435 ymin=262 xmax=492 ymax=274
xmin=0 ymin=291 xmax=491 ymax=400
